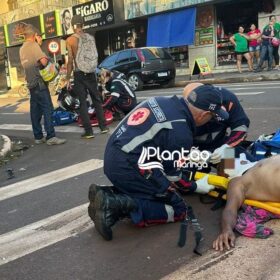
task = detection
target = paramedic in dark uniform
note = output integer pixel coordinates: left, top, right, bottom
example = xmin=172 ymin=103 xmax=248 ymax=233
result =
xmin=183 ymin=83 xmax=251 ymax=164
xmin=99 ymin=69 xmax=137 ymax=116
xmin=88 ymin=85 xmax=229 ymax=241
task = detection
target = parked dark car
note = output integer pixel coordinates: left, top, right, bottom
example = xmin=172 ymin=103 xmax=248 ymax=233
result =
xmin=97 ymin=47 xmax=176 ymax=91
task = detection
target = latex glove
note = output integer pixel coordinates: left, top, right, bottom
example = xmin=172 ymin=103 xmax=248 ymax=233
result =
xmin=195 ymin=175 xmax=215 ymax=194
xmin=225 ymin=153 xmax=258 ymax=179
xmin=210 ymin=144 xmax=230 ymax=164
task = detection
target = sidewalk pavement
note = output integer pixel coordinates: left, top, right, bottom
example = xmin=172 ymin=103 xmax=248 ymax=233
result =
xmin=1 ymin=69 xmax=280 ymax=99
xmin=174 ymin=69 xmax=280 ymax=87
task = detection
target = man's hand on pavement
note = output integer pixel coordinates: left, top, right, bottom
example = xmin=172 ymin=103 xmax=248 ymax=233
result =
xmin=213 ymin=229 xmax=236 ymax=251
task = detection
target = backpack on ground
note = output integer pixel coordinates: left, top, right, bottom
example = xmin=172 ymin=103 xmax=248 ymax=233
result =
xmin=250 ymin=129 xmax=280 ymax=160
xmin=73 ymin=33 xmax=98 ymax=73
xmin=52 ymin=107 xmax=77 ymax=126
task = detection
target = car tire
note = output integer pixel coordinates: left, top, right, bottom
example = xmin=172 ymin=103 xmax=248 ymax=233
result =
xmin=161 ymin=78 xmax=175 ymax=88
xmin=128 ymin=74 xmax=143 ymax=91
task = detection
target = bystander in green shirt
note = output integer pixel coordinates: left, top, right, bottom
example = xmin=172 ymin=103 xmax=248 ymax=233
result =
xmin=233 ymin=33 xmax=248 ymax=52
xmin=265 ymin=22 xmax=280 ymax=38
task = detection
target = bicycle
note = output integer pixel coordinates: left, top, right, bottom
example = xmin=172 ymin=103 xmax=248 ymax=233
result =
xmin=18 ymin=83 xmax=29 ymax=98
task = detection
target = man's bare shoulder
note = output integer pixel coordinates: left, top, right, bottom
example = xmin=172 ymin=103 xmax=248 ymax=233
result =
xmin=66 ymin=35 xmax=78 ymax=46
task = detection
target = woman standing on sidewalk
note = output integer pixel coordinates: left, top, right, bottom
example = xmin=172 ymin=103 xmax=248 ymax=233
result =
xmin=230 ymin=26 xmax=253 ymax=73
xmin=247 ymin=24 xmax=262 ymax=67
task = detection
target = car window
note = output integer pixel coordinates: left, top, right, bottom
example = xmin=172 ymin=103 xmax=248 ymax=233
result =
xmin=100 ymin=53 xmax=119 ymax=67
xmin=141 ymin=48 xmax=172 ymax=60
xmin=116 ymin=51 xmax=131 ymax=64
xmin=130 ymin=50 xmax=138 ymax=61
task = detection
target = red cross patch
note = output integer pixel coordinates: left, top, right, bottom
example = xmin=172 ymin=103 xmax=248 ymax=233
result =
xmin=127 ymin=108 xmax=150 ymax=126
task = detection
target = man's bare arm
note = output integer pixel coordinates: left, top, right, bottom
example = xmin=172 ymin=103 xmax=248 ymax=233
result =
xmin=213 ymin=178 xmax=245 ymax=251
xmin=66 ymin=39 xmax=74 ymax=80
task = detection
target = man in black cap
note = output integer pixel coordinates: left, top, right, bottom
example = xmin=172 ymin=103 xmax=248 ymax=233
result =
xmin=65 ymin=14 xmax=108 ymax=139
xmin=88 ymin=85 xmax=229 ymax=241
xmin=183 ymin=83 xmax=251 ymax=165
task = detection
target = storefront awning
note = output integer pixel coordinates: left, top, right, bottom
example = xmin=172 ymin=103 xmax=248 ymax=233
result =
xmin=147 ymin=7 xmax=196 ymax=48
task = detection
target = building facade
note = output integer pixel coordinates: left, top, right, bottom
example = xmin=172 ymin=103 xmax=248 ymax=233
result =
xmin=0 ymin=0 xmax=280 ymax=90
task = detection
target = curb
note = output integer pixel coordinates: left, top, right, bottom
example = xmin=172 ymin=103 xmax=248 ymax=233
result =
xmin=174 ymin=74 xmax=280 ymax=87
xmin=0 ymin=135 xmax=12 ymax=158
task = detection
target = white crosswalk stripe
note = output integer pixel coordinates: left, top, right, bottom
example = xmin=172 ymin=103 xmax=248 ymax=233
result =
xmin=0 ymin=159 xmax=104 ymax=266
xmin=0 ymin=203 xmax=91 ymax=266
xmin=0 ymin=159 xmax=103 ymax=202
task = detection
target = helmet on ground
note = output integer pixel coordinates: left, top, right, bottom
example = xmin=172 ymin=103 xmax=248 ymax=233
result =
xmin=58 ymin=88 xmax=80 ymax=111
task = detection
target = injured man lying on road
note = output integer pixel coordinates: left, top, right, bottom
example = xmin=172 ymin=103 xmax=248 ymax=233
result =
xmin=213 ymin=154 xmax=280 ymax=251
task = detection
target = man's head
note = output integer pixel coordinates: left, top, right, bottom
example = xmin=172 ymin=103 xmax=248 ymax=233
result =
xmin=183 ymin=82 xmax=204 ymax=98
xmin=184 ymin=84 xmax=229 ymax=127
xmin=99 ymin=68 xmax=112 ymax=85
xmin=62 ymin=9 xmax=72 ymax=30
xmin=71 ymin=15 xmax=84 ymax=32
xmin=23 ymin=24 xmax=36 ymax=41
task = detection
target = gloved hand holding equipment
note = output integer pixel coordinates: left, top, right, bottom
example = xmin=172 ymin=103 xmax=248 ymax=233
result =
xmin=195 ymin=175 xmax=215 ymax=194
xmin=210 ymin=144 xmax=230 ymax=164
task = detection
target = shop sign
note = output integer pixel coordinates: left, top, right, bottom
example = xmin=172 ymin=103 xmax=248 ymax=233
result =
xmin=60 ymin=7 xmax=74 ymax=35
xmin=72 ymin=0 xmax=115 ymax=29
xmin=195 ymin=27 xmax=214 ymax=46
xmin=191 ymin=57 xmax=213 ymax=78
xmin=6 ymin=16 xmax=41 ymax=46
xmin=43 ymin=11 xmax=58 ymax=38
xmin=124 ymin=0 xmax=214 ymax=20
xmin=48 ymin=40 xmax=60 ymax=54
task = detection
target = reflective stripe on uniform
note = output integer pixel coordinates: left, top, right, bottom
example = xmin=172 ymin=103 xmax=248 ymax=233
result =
xmin=166 ymin=174 xmax=182 ymax=182
xmin=121 ymin=119 xmax=186 ymax=153
xmin=111 ymin=92 xmax=120 ymax=98
xmin=232 ymin=125 xmax=248 ymax=132
xmin=165 ymin=204 xmax=175 ymax=222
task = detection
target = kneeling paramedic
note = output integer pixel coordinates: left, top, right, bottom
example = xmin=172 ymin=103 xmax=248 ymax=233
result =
xmin=88 ymin=85 xmax=230 ymax=240
xmin=99 ymin=69 xmax=137 ymax=117
xmin=183 ymin=83 xmax=251 ymax=165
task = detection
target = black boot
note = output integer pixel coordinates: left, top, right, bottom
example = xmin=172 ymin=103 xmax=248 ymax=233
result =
xmin=93 ymin=189 xmax=137 ymax=241
xmin=88 ymin=184 xmax=114 ymax=221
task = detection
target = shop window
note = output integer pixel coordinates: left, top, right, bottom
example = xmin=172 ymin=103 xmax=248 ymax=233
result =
xmin=168 ymin=46 xmax=188 ymax=67
xmin=216 ymin=1 xmax=259 ymax=66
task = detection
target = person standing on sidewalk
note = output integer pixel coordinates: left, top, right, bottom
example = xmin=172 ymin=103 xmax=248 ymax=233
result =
xmin=255 ymin=21 xmax=274 ymax=72
xmin=230 ymin=26 xmax=253 ymax=73
xmin=247 ymin=24 xmax=261 ymax=67
xmin=65 ymin=15 xmax=108 ymax=139
xmin=268 ymin=15 xmax=280 ymax=69
xmin=19 ymin=24 xmax=66 ymax=146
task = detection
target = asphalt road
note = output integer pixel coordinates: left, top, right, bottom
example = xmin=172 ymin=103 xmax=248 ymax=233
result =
xmin=0 ymin=81 xmax=280 ymax=280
